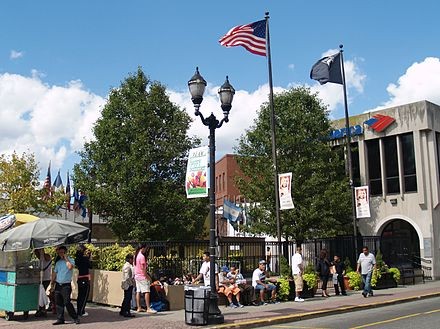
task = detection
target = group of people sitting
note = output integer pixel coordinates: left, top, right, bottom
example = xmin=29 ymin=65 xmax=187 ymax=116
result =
xmin=191 ymin=252 xmax=279 ymax=308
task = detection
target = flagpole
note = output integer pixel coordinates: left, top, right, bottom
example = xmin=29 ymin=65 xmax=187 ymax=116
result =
xmin=339 ymin=44 xmax=358 ymax=259
xmin=265 ymin=12 xmax=282 ymax=262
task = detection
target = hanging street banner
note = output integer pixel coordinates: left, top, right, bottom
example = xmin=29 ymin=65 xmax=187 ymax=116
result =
xmin=355 ymin=186 xmax=371 ymax=218
xmin=185 ymin=146 xmax=209 ymax=198
xmin=278 ymin=172 xmax=295 ymax=210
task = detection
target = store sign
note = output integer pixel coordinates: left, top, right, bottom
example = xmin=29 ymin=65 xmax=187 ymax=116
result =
xmin=364 ymin=114 xmax=395 ymax=133
xmin=329 ymin=124 xmax=363 ymax=140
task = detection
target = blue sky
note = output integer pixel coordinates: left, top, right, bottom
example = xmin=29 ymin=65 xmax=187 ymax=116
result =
xmin=1 ymin=1 xmax=439 ymax=184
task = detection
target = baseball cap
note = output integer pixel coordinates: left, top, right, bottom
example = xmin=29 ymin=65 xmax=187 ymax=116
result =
xmin=259 ymin=260 xmax=266 ymax=264
xmin=221 ymin=265 xmax=229 ymax=272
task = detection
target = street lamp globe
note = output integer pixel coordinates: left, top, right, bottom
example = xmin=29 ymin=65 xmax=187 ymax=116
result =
xmin=188 ymin=67 xmax=207 ymax=111
xmin=218 ymin=76 xmax=235 ymax=120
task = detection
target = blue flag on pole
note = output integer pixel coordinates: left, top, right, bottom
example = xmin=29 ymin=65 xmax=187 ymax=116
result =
xmin=223 ymin=200 xmax=242 ymax=223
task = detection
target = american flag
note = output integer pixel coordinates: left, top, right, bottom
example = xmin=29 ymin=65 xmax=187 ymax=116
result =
xmin=43 ymin=162 xmax=51 ymax=197
xmin=219 ymin=20 xmax=266 ymax=56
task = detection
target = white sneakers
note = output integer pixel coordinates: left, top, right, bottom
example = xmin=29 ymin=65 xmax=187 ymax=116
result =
xmin=294 ymin=297 xmax=304 ymax=302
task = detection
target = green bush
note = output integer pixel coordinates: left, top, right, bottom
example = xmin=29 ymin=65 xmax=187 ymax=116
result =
xmin=98 ymin=244 xmax=135 ymax=271
xmin=277 ymin=277 xmax=290 ymax=301
xmin=302 ymin=273 xmax=318 ymax=290
xmin=388 ymin=267 xmax=401 ymax=284
xmin=346 ymin=271 xmax=362 ymax=290
xmin=280 ymin=256 xmax=291 ymax=278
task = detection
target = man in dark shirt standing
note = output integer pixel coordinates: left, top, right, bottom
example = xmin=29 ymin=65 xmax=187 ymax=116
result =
xmin=332 ymin=255 xmax=347 ymax=296
xmin=75 ymin=245 xmax=92 ymax=317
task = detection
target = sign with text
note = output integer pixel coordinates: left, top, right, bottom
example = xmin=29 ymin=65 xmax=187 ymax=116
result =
xmin=185 ymin=146 xmax=208 ymax=198
xmin=355 ymin=186 xmax=371 ymax=218
xmin=278 ymin=172 xmax=295 ymax=210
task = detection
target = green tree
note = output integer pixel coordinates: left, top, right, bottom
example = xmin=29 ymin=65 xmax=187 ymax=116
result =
xmin=0 ymin=152 xmax=65 ymax=215
xmin=236 ymin=87 xmax=351 ymax=244
xmin=73 ymin=68 xmax=207 ymax=241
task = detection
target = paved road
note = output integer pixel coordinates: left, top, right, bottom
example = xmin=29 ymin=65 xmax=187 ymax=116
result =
xmin=260 ymin=297 xmax=440 ymax=329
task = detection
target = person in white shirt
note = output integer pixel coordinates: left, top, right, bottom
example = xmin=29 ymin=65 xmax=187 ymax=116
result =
xmin=356 ymin=246 xmax=376 ymax=298
xmin=252 ymin=260 xmax=277 ymax=305
xmin=192 ymin=251 xmax=218 ymax=288
xmin=120 ymin=254 xmax=135 ymax=317
xmin=291 ymin=246 xmax=304 ymax=302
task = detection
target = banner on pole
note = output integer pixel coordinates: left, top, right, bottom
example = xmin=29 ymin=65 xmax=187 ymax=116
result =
xmin=278 ymin=172 xmax=294 ymax=210
xmin=185 ymin=146 xmax=209 ymax=198
xmin=355 ymin=186 xmax=371 ymax=218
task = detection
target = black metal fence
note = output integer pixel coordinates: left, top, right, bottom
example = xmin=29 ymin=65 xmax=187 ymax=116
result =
xmin=92 ymin=235 xmax=382 ymax=280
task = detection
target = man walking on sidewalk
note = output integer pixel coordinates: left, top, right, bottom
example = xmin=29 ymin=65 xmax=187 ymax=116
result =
xmin=357 ymin=246 xmax=376 ymax=298
xmin=291 ymin=247 xmax=304 ymax=302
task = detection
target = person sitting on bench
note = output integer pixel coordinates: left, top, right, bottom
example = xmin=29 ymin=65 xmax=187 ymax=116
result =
xmin=218 ymin=266 xmax=244 ymax=308
xmin=252 ymin=260 xmax=277 ymax=305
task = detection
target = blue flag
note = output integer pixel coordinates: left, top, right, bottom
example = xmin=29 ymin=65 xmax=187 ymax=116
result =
xmin=223 ymin=200 xmax=242 ymax=223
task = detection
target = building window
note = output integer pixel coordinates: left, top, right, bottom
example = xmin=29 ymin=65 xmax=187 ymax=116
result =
xmin=401 ymin=133 xmax=417 ymax=192
xmin=222 ymin=173 xmax=225 ymax=191
xmin=216 ymin=176 xmax=218 ymax=191
xmin=351 ymin=142 xmax=360 ymax=187
xmin=384 ymin=136 xmax=400 ymax=194
xmin=366 ymin=139 xmax=382 ymax=195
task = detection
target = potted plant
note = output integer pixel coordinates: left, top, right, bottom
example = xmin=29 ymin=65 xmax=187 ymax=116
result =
xmin=371 ymin=250 xmax=397 ymax=289
xmin=276 ymin=256 xmax=291 ymax=301
xmin=301 ymin=263 xmax=318 ymax=298
xmin=343 ymin=257 xmax=353 ymax=290
xmin=346 ymin=271 xmax=362 ymax=290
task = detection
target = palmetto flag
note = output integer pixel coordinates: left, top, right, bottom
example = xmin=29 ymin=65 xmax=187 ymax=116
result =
xmin=219 ymin=20 xmax=266 ymax=56
xmin=310 ymin=52 xmax=343 ymax=85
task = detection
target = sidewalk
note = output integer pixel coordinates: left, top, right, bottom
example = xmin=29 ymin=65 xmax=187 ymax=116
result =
xmin=0 ymin=281 xmax=439 ymax=329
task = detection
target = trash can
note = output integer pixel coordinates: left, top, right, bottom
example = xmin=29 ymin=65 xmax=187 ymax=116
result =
xmin=184 ymin=285 xmax=211 ymax=325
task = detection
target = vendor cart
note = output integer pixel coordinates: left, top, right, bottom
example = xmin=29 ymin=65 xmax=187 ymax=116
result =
xmin=0 ymin=250 xmax=40 ymax=321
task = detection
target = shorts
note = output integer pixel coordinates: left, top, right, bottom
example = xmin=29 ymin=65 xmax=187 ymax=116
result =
xmin=293 ymin=274 xmax=303 ymax=291
xmin=135 ymin=279 xmax=151 ymax=293
xmin=255 ymin=283 xmax=276 ymax=291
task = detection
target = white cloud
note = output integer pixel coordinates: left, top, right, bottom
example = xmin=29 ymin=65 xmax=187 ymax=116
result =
xmin=370 ymin=57 xmax=440 ymax=111
xmin=0 ymin=72 xmax=105 ymax=173
xmin=288 ymin=64 xmax=295 ymax=71
xmin=169 ymin=83 xmax=283 ymax=156
xmin=10 ymin=50 xmax=24 ymax=60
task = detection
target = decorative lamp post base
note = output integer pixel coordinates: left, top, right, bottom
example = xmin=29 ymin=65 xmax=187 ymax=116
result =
xmin=207 ymin=293 xmax=224 ymax=325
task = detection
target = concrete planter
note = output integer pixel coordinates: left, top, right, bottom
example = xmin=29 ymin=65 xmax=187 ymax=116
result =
xmin=92 ymin=269 xmax=122 ymax=306
xmin=89 ymin=270 xmax=185 ymax=310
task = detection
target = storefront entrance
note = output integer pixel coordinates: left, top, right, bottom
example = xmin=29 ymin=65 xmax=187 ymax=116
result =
xmin=380 ymin=219 xmax=421 ymax=268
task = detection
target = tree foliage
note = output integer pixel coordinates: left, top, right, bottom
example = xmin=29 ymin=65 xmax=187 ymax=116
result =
xmin=0 ymin=152 xmax=65 ymax=215
xmin=235 ymin=87 xmax=351 ymax=243
xmin=73 ymin=68 xmax=207 ymax=241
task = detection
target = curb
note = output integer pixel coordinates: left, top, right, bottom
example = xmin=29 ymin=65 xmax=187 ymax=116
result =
xmin=208 ymin=292 xmax=440 ymax=329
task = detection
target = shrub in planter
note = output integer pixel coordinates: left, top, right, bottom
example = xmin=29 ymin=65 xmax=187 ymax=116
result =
xmin=98 ymin=244 xmax=135 ymax=271
xmin=277 ymin=277 xmax=290 ymax=301
xmin=388 ymin=267 xmax=401 ymax=284
xmin=302 ymin=273 xmax=318 ymax=290
xmin=346 ymin=271 xmax=362 ymax=290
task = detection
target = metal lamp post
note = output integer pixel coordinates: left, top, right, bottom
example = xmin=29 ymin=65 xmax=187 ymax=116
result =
xmin=188 ymin=67 xmax=235 ymax=325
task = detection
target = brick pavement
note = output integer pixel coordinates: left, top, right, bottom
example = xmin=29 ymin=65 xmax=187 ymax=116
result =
xmin=0 ymin=281 xmax=439 ymax=329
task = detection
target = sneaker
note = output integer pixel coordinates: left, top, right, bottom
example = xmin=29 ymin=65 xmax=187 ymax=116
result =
xmin=263 ymin=302 xmax=268 ymax=306
xmin=74 ymin=318 xmax=80 ymax=325
xmin=236 ymin=303 xmax=244 ymax=308
xmin=294 ymin=297 xmax=304 ymax=302
xmin=362 ymin=292 xmax=367 ymax=298
xmin=81 ymin=312 xmax=88 ymax=317
xmin=146 ymin=308 xmax=157 ymax=314
xmin=229 ymin=302 xmax=238 ymax=308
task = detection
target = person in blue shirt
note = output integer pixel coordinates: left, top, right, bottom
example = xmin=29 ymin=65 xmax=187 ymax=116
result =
xmin=51 ymin=245 xmax=80 ymax=325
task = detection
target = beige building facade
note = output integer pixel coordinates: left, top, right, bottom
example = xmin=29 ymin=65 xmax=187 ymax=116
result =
xmin=331 ymin=100 xmax=440 ymax=279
